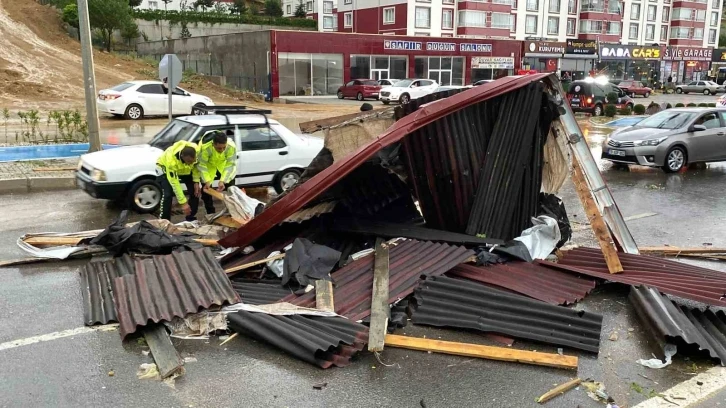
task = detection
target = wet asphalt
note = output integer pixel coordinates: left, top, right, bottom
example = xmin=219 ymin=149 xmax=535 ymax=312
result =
xmin=1 ymin=119 xmax=725 ymax=407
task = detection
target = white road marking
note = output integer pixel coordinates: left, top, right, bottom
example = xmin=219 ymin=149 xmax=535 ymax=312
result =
xmin=0 ymin=324 xmax=118 ymax=352
xmin=634 ymin=366 xmax=726 ymax=407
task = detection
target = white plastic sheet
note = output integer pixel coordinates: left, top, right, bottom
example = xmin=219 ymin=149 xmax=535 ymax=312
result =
xmin=224 ymin=186 xmax=264 ymax=225
xmin=514 ymin=216 xmax=561 ymax=260
xmin=637 ymin=343 xmax=677 ymax=369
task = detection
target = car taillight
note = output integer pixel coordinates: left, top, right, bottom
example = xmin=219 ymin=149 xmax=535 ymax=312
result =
xmin=586 ymin=97 xmax=592 ymax=104
xmin=106 ymin=94 xmax=121 ymax=100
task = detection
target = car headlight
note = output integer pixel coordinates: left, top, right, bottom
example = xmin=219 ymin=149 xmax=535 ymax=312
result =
xmin=77 ymin=159 xmax=83 ymax=171
xmin=91 ymin=169 xmax=106 ymax=181
xmin=633 ymin=137 xmax=667 ymax=146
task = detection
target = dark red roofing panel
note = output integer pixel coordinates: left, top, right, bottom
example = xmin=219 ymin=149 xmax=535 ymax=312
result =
xmin=113 ymin=248 xmax=240 ymax=338
xmin=541 ymin=247 xmax=726 ymax=307
xmin=447 ymin=262 xmax=597 ymax=305
xmin=219 ymin=73 xmax=553 ymax=249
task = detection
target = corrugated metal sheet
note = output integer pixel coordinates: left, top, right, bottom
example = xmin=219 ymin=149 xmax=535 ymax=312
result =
xmin=279 ymin=239 xmax=475 ymax=322
xmin=231 ymin=279 xmax=296 ymax=305
xmin=412 ymin=276 xmax=604 ymax=353
xmin=227 ymin=310 xmax=368 ymax=369
xmin=219 ymin=73 xmax=555 ymax=249
xmin=282 ymin=201 xmax=338 ymax=224
xmin=80 ymin=256 xmax=136 ymax=326
xmin=113 ymin=248 xmax=240 ymax=338
xmin=447 ymin=262 xmax=597 ymax=305
xmin=543 ymin=247 xmax=726 ymax=307
xmin=629 ymin=285 xmax=726 ymax=365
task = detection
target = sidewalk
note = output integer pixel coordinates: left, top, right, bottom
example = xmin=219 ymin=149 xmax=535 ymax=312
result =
xmin=0 ymin=159 xmax=77 ymax=193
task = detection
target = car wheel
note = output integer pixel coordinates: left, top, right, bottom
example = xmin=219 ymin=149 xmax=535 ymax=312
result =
xmin=124 ymin=104 xmax=144 ymax=120
xmin=382 ymin=101 xmax=390 ymax=105
xmin=704 ymin=89 xmax=710 ymax=95
xmin=662 ymin=147 xmax=687 ymax=173
xmin=644 ymin=92 xmax=650 ymax=98
xmin=127 ymin=179 xmax=161 ymax=213
xmin=273 ymin=169 xmax=301 ymax=194
xmin=356 ymin=92 xmax=364 ymax=101
xmin=675 ymin=88 xmax=683 ymax=94
xmin=191 ymin=103 xmax=206 ymax=115
xmin=593 ymin=104 xmax=603 ymax=117
xmin=337 ymin=91 xmax=344 ymax=99
xmin=400 ymin=93 xmax=410 ymax=104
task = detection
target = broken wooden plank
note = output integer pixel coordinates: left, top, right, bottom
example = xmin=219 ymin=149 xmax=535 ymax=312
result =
xmin=571 ymin=157 xmax=623 ymax=274
xmin=315 ymin=280 xmax=335 ymax=312
xmin=384 ymin=334 xmax=578 ymax=370
xmin=368 ymin=238 xmax=390 ymax=352
xmin=143 ymin=323 xmax=184 ymax=379
xmin=640 ymin=246 xmax=726 ymax=255
xmin=202 ymin=187 xmax=225 ymax=201
xmin=24 ymin=236 xmax=217 ymax=247
xmin=536 ymin=378 xmax=582 ymax=403
xmin=213 ymin=216 xmax=242 ymax=229
xmin=298 ymin=108 xmax=392 ymax=133
xmin=224 ymin=253 xmax=286 ymax=275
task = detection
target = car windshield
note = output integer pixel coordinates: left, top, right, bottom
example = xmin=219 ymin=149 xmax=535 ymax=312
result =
xmin=149 ymin=120 xmax=200 ymax=150
xmin=111 ymin=82 xmax=134 ymax=92
xmin=394 ymin=80 xmax=413 ymax=87
xmin=362 ymin=80 xmax=378 ymax=86
xmin=636 ymin=111 xmax=697 ymax=129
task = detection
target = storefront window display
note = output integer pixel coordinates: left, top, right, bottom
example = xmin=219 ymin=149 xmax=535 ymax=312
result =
xmin=279 ymin=53 xmax=344 ymax=96
xmin=414 ymin=56 xmax=465 ymax=85
xmin=560 ymin=59 xmax=593 ymax=80
xmin=469 ymin=56 xmax=515 ymax=82
xmin=350 ymin=55 xmax=408 ymax=80
xmin=596 ymin=60 xmax=659 ymax=85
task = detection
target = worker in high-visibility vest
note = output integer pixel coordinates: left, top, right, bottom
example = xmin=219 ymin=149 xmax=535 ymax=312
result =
xmin=156 ymin=140 xmax=201 ymax=221
xmin=196 ymin=131 xmax=237 ymax=214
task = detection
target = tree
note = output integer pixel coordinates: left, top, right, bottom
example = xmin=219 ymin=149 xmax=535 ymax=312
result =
xmin=294 ymin=0 xmax=306 ymax=17
xmin=128 ymin=0 xmax=142 ymax=7
xmin=249 ymin=4 xmax=260 ymax=14
xmin=229 ymin=0 xmax=248 ymax=15
xmin=120 ymin=21 xmax=140 ymax=47
xmin=213 ymin=1 xmax=228 ymax=13
xmin=88 ymin=0 xmax=135 ymax=52
xmin=264 ymin=0 xmax=283 ymax=17
xmin=61 ymin=3 xmax=80 ymax=39
xmin=194 ymin=0 xmax=215 ymax=11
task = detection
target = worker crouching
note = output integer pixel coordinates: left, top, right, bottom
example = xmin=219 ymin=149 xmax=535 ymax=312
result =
xmin=197 ymin=131 xmax=237 ymax=214
xmin=156 ymin=140 xmax=202 ymax=221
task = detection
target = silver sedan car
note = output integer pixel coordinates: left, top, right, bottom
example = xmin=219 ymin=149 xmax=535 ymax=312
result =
xmin=601 ymin=108 xmax=726 ymax=172
xmin=675 ymin=80 xmax=725 ymax=95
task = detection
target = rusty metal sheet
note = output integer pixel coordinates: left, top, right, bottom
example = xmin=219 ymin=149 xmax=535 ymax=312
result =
xmin=219 ymin=74 xmax=554 ymax=249
xmin=80 ymin=256 xmax=136 ymax=326
xmin=282 ymin=201 xmax=338 ymax=224
xmin=447 ymin=262 xmax=596 ymax=305
xmin=113 ymin=248 xmax=240 ymax=338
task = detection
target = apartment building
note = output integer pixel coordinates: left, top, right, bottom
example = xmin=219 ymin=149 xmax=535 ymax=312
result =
xmin=282 ymin=0 xmax=339 ymax=31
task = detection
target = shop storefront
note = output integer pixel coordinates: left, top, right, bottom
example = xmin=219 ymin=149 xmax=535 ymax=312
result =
xmin=522 ymin=41 xmax=564 ymax=74
xmin=710 ymin=49 xmax=726 ymax=84
xmin=597 ymin=44 xmax=661 ymax=85
xmin=270 ymin=31 xmax=522 ymax=98
xmin=562 ymin=40 xmax=597 ymax=81
xmin=661 ymin=47 xmax=713 ymax=84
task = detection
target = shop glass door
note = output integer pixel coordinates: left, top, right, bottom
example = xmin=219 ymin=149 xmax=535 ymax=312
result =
xmin=372 ymin=69 xmax=389 ymax=80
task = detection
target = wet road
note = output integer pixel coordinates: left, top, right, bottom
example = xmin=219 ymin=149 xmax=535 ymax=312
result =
xmin=1 ymin=119 xmax=725 ymax=407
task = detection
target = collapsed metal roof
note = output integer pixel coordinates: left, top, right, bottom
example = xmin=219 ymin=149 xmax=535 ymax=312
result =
xmin=80 ymin=256 xmax=136 ymax=326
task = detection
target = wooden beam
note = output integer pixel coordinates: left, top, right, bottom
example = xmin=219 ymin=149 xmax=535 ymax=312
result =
xmin=640 ymin=246 xmax=726 ymax=255
xmin=213 ymin=216 xmax=242 ymax=229
xmin=536 ymin=378 xmax=582 ymax=403
xmin=315 ymin=280 xmax=335 ymax=312
xmin=298 ymin=109 xmax=391 ymax=133
xmin=224 ymin=253 xmax=286 ymax=275
xmin=202 ymin=187 xmax=225 ymax=201
xmin=368 ymin=238 xmax=390 ymax=352
xmin=384 ymin=334 xmax=578 ymax=370
xmin=24 ymin=236 xmax=217 ymax=247
xmin=571 ymin=157 xmax=623 ymax=274
xmin=143 ymin=323 xmax=184 ymax=379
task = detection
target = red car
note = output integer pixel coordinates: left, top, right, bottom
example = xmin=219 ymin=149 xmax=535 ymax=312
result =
xmin=337 ymin=79 xmax=381 ymax=101
xmin=616 ymin=81 xmax=652 ymax=98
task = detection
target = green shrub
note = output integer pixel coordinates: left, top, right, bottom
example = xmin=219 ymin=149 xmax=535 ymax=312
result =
xmin=618 ymin=106 xmax=632 ymax=116
xmin=666 ymin=103 xmax=673 ymax=109
xmin=708 ymin=103 xmax=717 ymax=107
xmin=687 ymin=103 xmax=697 ymax=107
xmin=606 ymin=92 xmax=619 ymax=104
xmin=698 ymin=103 xmax=708 ymax=107
xmin=675 ymin=103 xmax=685 ymax=107
xmin=131 ymin=9 xmax=317 ymax=28
xmin=604 ymin=104 xmax=617 ymax=117
xmin=633 ymin=104 xmax=646 ymax=115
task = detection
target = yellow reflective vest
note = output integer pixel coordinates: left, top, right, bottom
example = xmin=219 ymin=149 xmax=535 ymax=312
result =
xmin=197 ymin=138 xmax=237 ymax=184
xmin=156 ymin=140 xmax=200 ymax=205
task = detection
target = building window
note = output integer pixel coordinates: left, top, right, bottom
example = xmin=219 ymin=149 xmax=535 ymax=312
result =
xmin=344 ymin=0 xmax=352 ymax=4
xmin=383 ymin=7 xmax=395 ymax=24
xmin=629 ymin=23 xmax=638 ymax=39
xmin=674 ymin=8 xmax=705 ymax=21
xmin=442 ymin=33 xmax=454 ymax=37
xmin=710 ymin=29 xmax=717 ymax=43
xmin=581 ymin=0 xmax=604 ymax=12
xmin=344 ymin=12 xmax=353 ymax=27
xmin=579 ymin=20 xmax=603 ymax=34
xmin=713 ymin=0 xmax=720 ymax=8
xmin=645 ymin=24 xmax=654 ymax=40
xmin=286 ymin=4 xmax=291 ymax=14
xmin=442 ymin=9 xmax=453 ymax=29
xmin=549 ymin=0 xmax=560 ymax=13
xmin=491 ymin=12 xmax=514 ymax=29
xmin=711 ymin=11 xmax=719 ymax=26
xmin=607 ymin=0 xmax=620 ymax=14
xmin=492 ymin=0 xmax=513 ymax=4
xmin=568 ymin=0 xmax=576 ymax=14
xmin=414 ymin=32 xmax=431 ymax=36
xmin=567 ymin=18 xmax=576 ymax=35
xmin=694 ymin=28 xmax=704 ymax=39
xmin=670 ymin=27 xmax=690 ymax=39
xmin=414 ymin=57 xmax=465 ymax=86
xmin=417 ymin=0 xmax=432 ymax=3
xmin=443 ymin=0 xmax=454 ymax=3
xmin=279 ymin=53 xmax=344 ymax=97
xmin=526 ymin=0 xmax=538 ymax=12
xmin=660 ymin=25 xmax=668 ymax=41
xmin=630 ymin=3 xmax=640 ymax=20
xmin=306 ymin=1 xmax=312 ymax=11
xmin=415 ymin=7 xmax=431 ymax=28
xmin=323 ymin=16 xmax=335 ymax=28
xmin=458 ymin=11 xmax=486 ymax=27
xmin=607 ymin=21 xmax=621 ymax=35
xmin=323 ymin=1 xmax=333 ymax=13
xmin=525 ymin=15 xmax=538 ymax=34
xmin=662 ymin=7 xmax=669 ymax=22
xmin=547 ymin=17 xmax=559 ymax=35
xmin=647 ymin=5 xmax=656 ymax=21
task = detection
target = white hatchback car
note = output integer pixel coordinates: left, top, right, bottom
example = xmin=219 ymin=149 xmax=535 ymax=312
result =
xmin=76 ymin=110 xmax=323 ymax=213
xmin=379 ymin=79 xmax=439 ymax=104
xmin=97 ymin=80 xmax=214 ymax=120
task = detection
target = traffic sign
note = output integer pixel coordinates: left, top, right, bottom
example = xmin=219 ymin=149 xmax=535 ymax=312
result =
xmin=159 ymin=54 xmax=182 ymax=89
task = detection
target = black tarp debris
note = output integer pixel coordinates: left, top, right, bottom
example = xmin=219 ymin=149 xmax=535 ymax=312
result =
xmin=282 ymin=238 xmax=342 ymax=287
xmin=538 ymin=193 xmax=572 ymax=248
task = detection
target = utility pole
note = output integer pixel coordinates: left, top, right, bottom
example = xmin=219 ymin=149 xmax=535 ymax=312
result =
xmin=78 ymin=0 xmax=102 ymax=152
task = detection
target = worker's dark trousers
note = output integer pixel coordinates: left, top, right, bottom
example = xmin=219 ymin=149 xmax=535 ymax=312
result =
xmin=157 ymin=174 xmax=214 ymax=221
xmin=200 ymin=172 xmax=236 ymax=215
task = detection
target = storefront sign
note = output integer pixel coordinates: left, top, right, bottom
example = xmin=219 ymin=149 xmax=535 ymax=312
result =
xmin=526 ymin=41 xmax=565 ymax=55
xmin=460 ymin=43 xmax=493 ymax=53
xmin=426 ymin=42 xmax=456 ymax=52
xmin=599 ymin=45 xmax=661 ymax=60
xmin=383 ymin=40 xmax=422 ymax=51
xmin=472 ymin=56 xmax=514 ymax=69
xmin=664 ymin=47 xmax=713 ymax=61
xmin=711 ymin=49 xmax=726 ymax=62
xmin=565 ymin=40 xmax=597 ymax=55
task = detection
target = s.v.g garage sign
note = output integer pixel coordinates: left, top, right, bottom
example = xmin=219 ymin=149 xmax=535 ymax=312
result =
xmin=599 ymin=45 xmax=661 ymax=60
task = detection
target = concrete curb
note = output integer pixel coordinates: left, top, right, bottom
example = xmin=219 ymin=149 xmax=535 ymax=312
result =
xmin=0 ymin=176 xmax=76 ymax=194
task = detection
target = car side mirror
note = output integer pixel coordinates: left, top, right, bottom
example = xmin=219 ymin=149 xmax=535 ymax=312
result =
xmin=691 ymin=124 xmax=707 ymax=132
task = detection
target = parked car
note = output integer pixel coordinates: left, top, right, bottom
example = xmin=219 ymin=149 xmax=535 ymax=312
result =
xmin=566 ymin=80 xmax=635 ymax=116
xmin=379 ymin=79 xmax=439 ymax=104
xmin=75 ymin=111 xmax=323 ymax=213
xmin=601 ymin=108 xmax=726 ymax=172
xmin=97 ymin=80 xmax=214 ymax=120
xmin=337 ymin=79 xmax=381 ymax=101
xmin=616 ymin=81 xmax=652 ymax=98
xmin=473 ymin=80 xmax=494 ymax=86
xmin=378 ymin=79 xmax=400 ymax=87
xmin=675 ymin=81 xmax=725 ymax=95
xmin=435 ymin=85 xmax=473 ymax=92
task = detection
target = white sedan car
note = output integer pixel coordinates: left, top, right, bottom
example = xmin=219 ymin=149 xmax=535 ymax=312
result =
xmin=379 ymin=79 xmax=439 ymax=104
xmin=97 ymin=80 xmax=214 ymax=120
